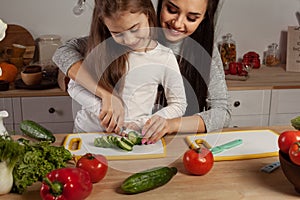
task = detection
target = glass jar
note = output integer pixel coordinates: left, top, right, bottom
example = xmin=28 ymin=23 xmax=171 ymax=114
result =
xmin=265 ymin=43 xmax=280 ymax=66
xmin=38 ymin=34 xmax=62 ymax=64
xmin=37 ymin=35 xmax=62 ymax=79
xmin=219 ymin=33 xmax=237 ymax=70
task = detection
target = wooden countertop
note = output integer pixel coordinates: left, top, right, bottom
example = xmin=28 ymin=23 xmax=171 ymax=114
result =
xmin=0 ymin=87 xmax=68 ymax=98
xmin=227 ymin=65 xmax=300 ymax=90
xmin=1 ymin=65 xmax=300 ymax=98
xmin=2 ymin=126 xmax=300 ymax=200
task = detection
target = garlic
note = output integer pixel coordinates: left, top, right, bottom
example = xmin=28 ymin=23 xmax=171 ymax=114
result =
xmin=0 ymin=161 xmax=13 ymax=195
xmin=0 ymin=19 xmax=7 ymax=41
xmin=0 ymin=111 xmax=8 ymax=136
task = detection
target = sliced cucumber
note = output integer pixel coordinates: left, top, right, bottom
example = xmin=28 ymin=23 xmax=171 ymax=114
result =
xmin=127 ymin=131 xmax=142 ymax=145
xmin=102 ymin=136 xmax=115 ymax=147
xmin=121 ymin=137 xmax=135 ymax=147
xmin=94 ymin=136 xmax=114 ymax=148
xmin=94 ymin=134 xmax=144 ymax=151
xmin=117 ymin=139 xmax=133 ymax=151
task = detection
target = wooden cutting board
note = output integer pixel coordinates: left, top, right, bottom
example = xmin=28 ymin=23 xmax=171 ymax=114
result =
xmin=0 ymin=24 xmax=35 ymax=64
xmin=63 ymin=133 xmax=166 ymax=160
xmin=186 ymin=129 xmax=279 ymax=161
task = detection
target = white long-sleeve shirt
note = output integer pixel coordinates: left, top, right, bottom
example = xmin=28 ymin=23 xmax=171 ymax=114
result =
xmin=68 ymin=42 xmax=187 ymax=132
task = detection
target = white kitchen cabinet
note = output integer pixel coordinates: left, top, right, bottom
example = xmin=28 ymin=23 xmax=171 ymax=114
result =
xmin=15 ymin=96 xmax=75 ymax=134
xmin=228 ymin=90 xmax=271 ymax=127
xmin=269 ymin=89 xmax=300 ymax=126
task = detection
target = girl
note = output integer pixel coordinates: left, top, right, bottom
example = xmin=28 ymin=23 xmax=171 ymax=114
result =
xmin=53 ymin=0 xmax=231 ymax=142
xmin=68 ymin=0 xmax=187 ymax=133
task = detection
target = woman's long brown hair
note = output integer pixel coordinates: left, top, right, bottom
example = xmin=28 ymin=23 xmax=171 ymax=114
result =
xmin=86 ymin=0 xmax=157 ymax=94
xmin=157 ymin=0 xmax=220 ymax=114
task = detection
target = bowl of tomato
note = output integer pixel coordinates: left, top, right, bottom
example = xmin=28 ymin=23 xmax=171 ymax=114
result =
xmin=279 ymin=150 xmax=300 ymax=193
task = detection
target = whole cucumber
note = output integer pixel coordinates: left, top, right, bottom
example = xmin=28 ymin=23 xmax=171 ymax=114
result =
xmin=291 ymin=116 xmax=300 ymax=130
xmin=121 ymin=166 xmax=177 ymax=194
xmin=20 ymin=120 xmax=55 ymax=143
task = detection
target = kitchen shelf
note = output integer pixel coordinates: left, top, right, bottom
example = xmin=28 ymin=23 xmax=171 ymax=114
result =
xmin=226 ymin=65 xmax=300 ymax=90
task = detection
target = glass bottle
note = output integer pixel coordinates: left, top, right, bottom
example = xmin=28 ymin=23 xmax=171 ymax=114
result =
xmin=265 ymin=43 xmax=280 ymax=66
xmin=219 ymin=33 xmax=237 ymax=70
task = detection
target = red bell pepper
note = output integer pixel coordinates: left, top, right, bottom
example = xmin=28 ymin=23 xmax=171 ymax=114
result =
xmin=40 ymin=167 xmax=93 ymax=200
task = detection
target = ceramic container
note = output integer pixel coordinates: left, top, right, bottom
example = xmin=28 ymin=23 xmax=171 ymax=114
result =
xmin=21 ymin=65 xmax=42 ymax=86
xmin=279 ymin=150 xmax=300 ymax=193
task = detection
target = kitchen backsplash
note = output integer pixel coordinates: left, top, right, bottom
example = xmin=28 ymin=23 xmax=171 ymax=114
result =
xmin=0 ymin=0 xmax=299 ymax=60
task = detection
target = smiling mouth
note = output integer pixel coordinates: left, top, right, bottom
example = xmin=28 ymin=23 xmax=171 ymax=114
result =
xmin=165 ymin=23 xmax=185 ymax=36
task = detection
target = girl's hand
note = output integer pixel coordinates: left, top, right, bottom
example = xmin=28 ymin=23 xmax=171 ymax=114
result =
xmin=117 ymin=122 xmax=140 ymax=137
xmin=141 ymin=115 xmax=171 ymax=144
xmin=98 ymin=91 xmax=125 ymax=133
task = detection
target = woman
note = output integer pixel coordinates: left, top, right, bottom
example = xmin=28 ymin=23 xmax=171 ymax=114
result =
xmin=53 ymin=0 xmax=231 ymax=143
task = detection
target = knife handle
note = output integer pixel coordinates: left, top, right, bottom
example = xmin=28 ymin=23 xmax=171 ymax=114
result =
xmin=221 ymin=139 xmax=243 ymax=149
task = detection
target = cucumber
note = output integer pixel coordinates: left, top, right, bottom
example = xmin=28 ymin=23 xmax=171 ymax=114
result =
xmin=121 ymin=166 xmax=177 ymax=194
xmin=94 ymin=135 xmax=132 ymax=151
xmin=117 ymin=139 xmax=133 ymax=151
xmin=121 ymin=137 xmax=135 ymax=147
xmin=20 ymin=120 xmax=55 ymax=143
xmin=94 ymin=131 xmax=145 ymax=151
xmin=94 ymin=137 xmax=112 ymax=148
xmin=127 ymin=131 xmax=142 ymax=145
xmin=291 ymin=116 xmax=300 ymax=130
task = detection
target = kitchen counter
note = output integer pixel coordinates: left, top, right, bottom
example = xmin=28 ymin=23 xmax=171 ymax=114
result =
xmin=227 ymin=65 xmax=300 ymax=90
xmin=2 ymin=126 xmax=300 ymax=200
xmin=1 ymin=65 xmax=300 ymax=98
xmin=0 ymin=87 xmax=68 ymax=98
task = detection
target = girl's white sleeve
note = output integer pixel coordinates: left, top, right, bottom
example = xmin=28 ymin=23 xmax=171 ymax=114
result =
xmin=154 ymin=52 xmax=187 ymax=118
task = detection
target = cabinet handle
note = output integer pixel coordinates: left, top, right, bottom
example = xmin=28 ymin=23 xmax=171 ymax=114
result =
xmin=48 ymin=107 xmax=55 ymax=113
xmin=233 ymin=101 xmax=240 ymax=107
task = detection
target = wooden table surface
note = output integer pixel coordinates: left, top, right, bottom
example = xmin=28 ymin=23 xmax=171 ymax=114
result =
xmin=1 ymin=65 xmax=300 ymax=98
xmin=2 ymin=126 xmax=300 ymax=200
xmin=226 ymin=65 xmax=300 ymax=90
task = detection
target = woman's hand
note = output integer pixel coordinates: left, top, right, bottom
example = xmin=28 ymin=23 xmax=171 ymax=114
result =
xmin=141 ymin=115 xmax=173 ymax=144
xmin=98 ymin=90 xmax=125 ymax=133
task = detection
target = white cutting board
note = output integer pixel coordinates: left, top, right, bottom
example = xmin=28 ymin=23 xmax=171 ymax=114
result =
xmin=186 ymin=129 xmax=280 ymax=161
xmin=63 ymin=133 xmax=166 ymax=160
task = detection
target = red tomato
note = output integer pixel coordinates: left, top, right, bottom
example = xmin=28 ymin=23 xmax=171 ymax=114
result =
xmin=183 ymin=147 xmax=214 ymax=175
xmin=289 ymin=142 xmax=300 ymax=165
xmin=76 ymin=153 xmax=108 ymax=183
xmin=229 ymin=62 xmax=238 ymax=75
xmin=278 ymin=131 xmax=300 ymax=154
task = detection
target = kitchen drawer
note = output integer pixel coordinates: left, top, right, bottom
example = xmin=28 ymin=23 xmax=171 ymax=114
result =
xmin=269 ymin=113 xmax=300 ymax=126
xmin=269 ymin=89 xmax=300 ymax=125
xmin=20 ymin=96 xmax=74 ymax=123
xmin=228 ymin=90 xmax=271 ymax=115
xmin=229 ymin=115 xmax=269 ymax=127
xmin=270 ymin=89 xmax=300 ymax=114
xmin=0 ymin=97 xmax=14 ymax=124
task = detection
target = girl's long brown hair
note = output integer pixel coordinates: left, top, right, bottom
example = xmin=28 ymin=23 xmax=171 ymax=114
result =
xmin=86 ymin=0 xmax=157 ymax=94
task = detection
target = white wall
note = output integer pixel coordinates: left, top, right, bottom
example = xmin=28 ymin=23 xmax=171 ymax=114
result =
xmin=0 ymin=0 xmax=299 ymax=60
xmin=217 ymin=0 xmax=300 ymax=60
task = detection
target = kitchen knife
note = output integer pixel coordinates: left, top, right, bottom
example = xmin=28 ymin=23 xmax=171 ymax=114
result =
xmin=210 ymin=139 xmax=243 ymax=155
xmin=193 ymin=138 xmax=243 ymax=155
